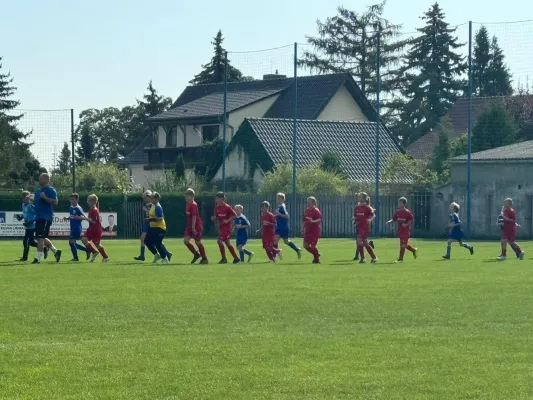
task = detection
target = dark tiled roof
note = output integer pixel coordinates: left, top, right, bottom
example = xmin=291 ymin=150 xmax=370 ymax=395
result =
xmin=234 ymin=118 xmax=410 ymax=183
xmin=451 ymin=140 xmax=533 ymax=162
xmin=118 ymin=134 xmax=155 ymax=165
xmin=406 ymin=131 xmax=439 ymax=160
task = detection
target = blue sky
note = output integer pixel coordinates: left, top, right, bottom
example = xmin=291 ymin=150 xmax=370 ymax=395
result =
xmin=4 ymin=0 xmax=533 ymax=113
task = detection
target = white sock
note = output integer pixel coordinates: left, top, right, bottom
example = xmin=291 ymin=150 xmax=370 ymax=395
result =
xmin=50 ymin=246 xmax=57 ymax=254
xmin=36 ymin=251 xmax=43 ymax=261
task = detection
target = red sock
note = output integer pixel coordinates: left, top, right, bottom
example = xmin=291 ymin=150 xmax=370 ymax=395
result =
xmin=366 ymin=245 xmax=376 ymax=259
xmin=218 ymin=242 xmax=226 ymax=258
xmin=358 ymin=245 xmax=365 ymax=259
xmin=305 ymin=246 xmax=314 ymax=255
xmin=310 ymin=246 xmax=320 ymax=261
xmin=185 ymin=243 xmax=199 ymax=256
xmin=98 ymin=247 xmax=108 ymax=259
xmin=272 ymin=247 xmax=281 ymax=254
xmin=197 ymin=243 xmax=206 ymax=259
xmin=406 ymin=244 xmax=416 ymax=253
xmin=511 ymin=243 xmax=522 ymax=254
xmin=266 ymin=249 xmax=275 ymax=261
xmin=399 ymin=247 xmax=406 ymax=260
xmin=502 ymin=246 xmax=507 ymax=256
xmin=227 ymin=244 xmax=239 ymax=260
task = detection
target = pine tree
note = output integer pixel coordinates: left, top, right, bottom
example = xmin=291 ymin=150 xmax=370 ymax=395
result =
xmin=300 ymin=2 xmax=407 ymax=114
xmin=391 ymin=3 xmax=466 ymax=145
xmin=487 ymin=36 xmax=513 ymax=96
xmin=76 ymin=125 xmax=95 ymax=165
xmin=57 ymin=142 xmax=71 ymax=174
xmin=189 ymin=30 xmax=245 ymax=85
xmin=137 ymin=80 xmax=173 ymax=118
xmin=175 ymin=154 xmax=185 ymax=178
xmin=472 ymin=101 xmax=518 ymax=152
xmin=472 ymin=26 xmax=491 ymax=97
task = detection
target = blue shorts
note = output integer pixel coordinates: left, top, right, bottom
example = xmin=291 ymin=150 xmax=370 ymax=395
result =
xmin=275 ymin=226 xmax=289 ymax=239
xmin=142 ymin=224 xmax=150 ymax=233
xmin=449 ymin=230 xmax=464 ymax=241
xmin=236 ymin=237 xmax=248 ymax=247
xmin=70 ymin=231 xmax=82 ymax=240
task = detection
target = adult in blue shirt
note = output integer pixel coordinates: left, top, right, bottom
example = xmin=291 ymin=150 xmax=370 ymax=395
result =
xmin=273 ymin=193 xmax=301 ymax=259
xmin=32 ymin=173 xmax=62 ymax=264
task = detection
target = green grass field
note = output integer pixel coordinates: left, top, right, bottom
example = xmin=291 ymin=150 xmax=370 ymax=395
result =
xmin=1 ymin=238 xmax=533 ymax=399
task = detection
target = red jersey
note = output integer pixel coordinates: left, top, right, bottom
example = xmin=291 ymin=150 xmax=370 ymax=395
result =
xmin=261 ymin=212 xmax=276 ymax=239
xmin=87 ymin=207 xmax=102 ymax=233
xmin=304 ymin=207 xmax=322 ymax=236
xmin=392 ymin=208 xmax=414 ymax=235
xmin=354 ymin=204 xmax=374 ymax=230
xmin=215 ymin=203 xmax=236 ymax=231
xmin=186 ymin=201 xmax=203 ymax=232
xmin=503 ymin=208 xmax=517 ymax=230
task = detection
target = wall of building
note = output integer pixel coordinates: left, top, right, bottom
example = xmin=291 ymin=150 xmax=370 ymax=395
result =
xmin=212 ymin=144 xmax=250 ymax=180
xmin=318 ymin=85 xmax=367 ymax=121
xmin=451 ymin=162 xmax=533 ymax=184
xmin=227 ymin=94 xmax=280 ymax=136
xmin=129 ymin=165 xmax=166 ymax=190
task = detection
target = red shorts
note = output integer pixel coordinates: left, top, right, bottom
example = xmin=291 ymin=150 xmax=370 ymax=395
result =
xmin=399 ymin=232 xmax=411 ymax=244
xmin=303 ymin=235 xmax=319 ymax=246
xmin=218 ymin=229 xmax=231 ymax=242
xmin=357 ymin=228 xmax=370 ymax=240
xmin=84 ymin=231 xmax=101 ymax=244
xmin=184 ymin=228 xmax=203 ymax=241
xmin=262 ymin=240 xmax=274 ymax=249
xmin=502 ymin=229 xmax=516 ymax=242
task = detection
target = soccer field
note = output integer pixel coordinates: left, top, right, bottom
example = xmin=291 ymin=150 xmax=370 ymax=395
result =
xmin=1 ymin=238 xmax=533 ymax=400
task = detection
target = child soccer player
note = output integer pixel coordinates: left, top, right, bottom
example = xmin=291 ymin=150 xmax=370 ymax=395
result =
xmin=184 ymin=188 xmax=208 ymax=265
xmin=302 ymin=197 xmax=322 ymax=264
xmin=443 ymin=202 xmax=474 ymax=259
xmin=144 ymin=192 xmax=171 ymax=264
xmin=17 ymin=191 xmax=38 ymax=262
xmin=211 ymin=192 xmax=240 ymax=264
xmin=497 ymin=205 xmax=521 ymax=259
xmin=353 ymin=196 xmax=375 ymax=261
xmin=387 ymin=197 xmax=417 ymax=263
xmin=354 ymin=192 xmax=378 ymax=264
xmin=80 ymin=194 xmax=110 ymax=263
xmin=234 ymin=205 xmax=254 ymax=263
xmin=134 ymin=190 xmax=152 ymax=261
xmin=273 ymin=193 xmax=301 ymax=259
xmin=68 ymin=193 xmax=91 ymax=262
xmin=258 ymin=201 xmax=281 ymax=263
xmin=498 ymin=198 xmax=525 ymax=261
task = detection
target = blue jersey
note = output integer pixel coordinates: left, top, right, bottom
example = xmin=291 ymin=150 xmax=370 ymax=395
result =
xmin=449 ymin=212 xmax=463 ymax=240
xmin=234 ymin=214 xmax=250 ymax=241
xmin=34 ymin=185 xmax=57 ymax=221
xmin=276 ymin=203 xmax=289 ymax=229
xmin=22 ymin=203 xmax=36 ymax=230
xmin=69 ymin=205 xmax=85 ymax=233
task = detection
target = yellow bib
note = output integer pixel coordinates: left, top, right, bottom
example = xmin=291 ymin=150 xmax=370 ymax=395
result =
xmin=149 ymin=203 xmax=166 ymax=230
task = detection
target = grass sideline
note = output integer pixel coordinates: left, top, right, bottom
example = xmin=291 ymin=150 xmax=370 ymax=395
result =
xmin=1 ymin=238 xmax=533 ymax=400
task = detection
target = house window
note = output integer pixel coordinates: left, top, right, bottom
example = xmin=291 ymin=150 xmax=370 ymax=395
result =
xmin=202 ymin=125 xmax=220 ymax=142
xmin=166 ymin=127 xmax=177 ymax=147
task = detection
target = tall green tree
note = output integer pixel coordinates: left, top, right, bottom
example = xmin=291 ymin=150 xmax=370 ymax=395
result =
xmin=472 ymin=102 xmax=518 ymax=152
xmin=504 ymin=82 xmax=533 ymax=140
xmin=189 ymin=30 xmax=245 ymax=85
xmin=472 ymin=26 xmax=491 ymax=97
xmin=486 ymin=36 xmax=513 ymax=96
xmin=391 ymin=3 xmax=466 ymax=145
xmin=76 ymin=124 xmax=95 ymax=165
xmin=56 ymin=142 xmax=71 ymax=175
xmin=300 ymin=2 xmax=407 ymax=112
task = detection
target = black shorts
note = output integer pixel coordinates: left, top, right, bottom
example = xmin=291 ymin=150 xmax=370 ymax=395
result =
xmin=35 ymin=219 xmax=52 ymax=239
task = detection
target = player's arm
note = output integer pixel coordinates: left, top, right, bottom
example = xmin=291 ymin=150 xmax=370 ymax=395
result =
xmin=368 ymin=208 xmax=376 ymax=223
xmin=277 ymin=207 xmax=289 ymax=219
xmin=503 ymin=211 xmax=516 ymax=223
xmin=387 ymin=211 xmax=398 ymax=224
xmin=40 ymin=190 xmax=58 ymax=206
xmin=311 ymin=210 xmax=322 ymax=224
xmin=239 ymin=217 xmax=251 ymax=229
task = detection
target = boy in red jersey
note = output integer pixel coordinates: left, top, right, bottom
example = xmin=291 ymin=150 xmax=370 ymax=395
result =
xmin=302 ymin=197 xmax=322 ymax=264
xmin=387 ymin=197 xmax=417 ymax=263
xmin=211 ymin=192 xmax=240 ymax=264
xmin=498 ymin=198 xmax=525 ymax=261
xmin=184 ymin=188 xmax=208 ymax=265
xmin=354 ymin=192 xmax=378 ymax=264
xmin=257 ymin=201 xmax=282 ymax=263
xmin=81 ymin=194 xmax=109 ymax=263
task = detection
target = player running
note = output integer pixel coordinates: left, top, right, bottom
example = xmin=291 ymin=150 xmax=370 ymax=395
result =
xmin=273 ymin=193 xmax=301 ymax=259
xmin=68 ymin=193 xmax=91 ymax=262
xmin=134 ymin=190 xmax=153 ymax=261
xmin=234 ymin=205 xmax=254 ymax=263
xmin=386 ymin=197 xmax=417 ymax=263
xmin=302 ymin=196 xmax=322 ymax=264
xmin=258 ymin=201 xmax=281 ymax=263
xmin=81 ymin=194 xmax=110 ymax=263
xmin=17 ymin=191 xmax=38 ymax=262
xmin=498 ymin=198 xmax=525 ymax=261
xmin=443 ymin=202 xmax=474 ymax=259
xmin=353 ymin=196 xmax=374 ymax=261
xmin=184 ymin=188 xmax=208 ymax=265
xmin=211 ymin=192 xmax=240 ymax=264
xmin=144 ymin=192 xmax=172 ymax=264
xmin=354 ymin=192 xmax=378 ymax=264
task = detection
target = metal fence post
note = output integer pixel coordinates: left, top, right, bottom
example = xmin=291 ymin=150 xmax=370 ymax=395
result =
xmin=374 ymin=28 xmax=381 ymax=237
xmin=292 ymin=42 xmax=298 ymax=236
xmin=222 ymin=51 xmax=228 ymax=193
xmin=70 ymin=108 xmax=76 ymax=193
xmin=467 ymin=21 xmax=473 ymax=237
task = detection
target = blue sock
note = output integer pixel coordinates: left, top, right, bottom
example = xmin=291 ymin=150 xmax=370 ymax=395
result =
xmin=239 ymin=250 xmax=245 ymax=262
xmin=446 ymin=245 xmax=451 ymax=257
xmin=243 ymin=249 xmax=252 ymax=255
xmin=70 ymin=243 xmax=78 ymax=259
xmin=287 ymin=241 xmax=300 ymax=252
xmin=76 ymin=243 xmax=88 ymax=252
xmin=140 ymin=245 xmax=145 ymax=257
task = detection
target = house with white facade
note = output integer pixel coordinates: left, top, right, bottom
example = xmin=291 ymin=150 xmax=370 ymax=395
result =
xmin=120 ymin=72 xmax=403 ymax=188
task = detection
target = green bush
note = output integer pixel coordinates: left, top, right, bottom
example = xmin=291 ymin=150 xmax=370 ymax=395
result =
xmin=53 ymin=162 xmax=131 ymax=193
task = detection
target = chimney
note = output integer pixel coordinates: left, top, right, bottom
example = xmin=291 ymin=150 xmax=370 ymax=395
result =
xmin=263 ymin=70 xmax=287 ymax=80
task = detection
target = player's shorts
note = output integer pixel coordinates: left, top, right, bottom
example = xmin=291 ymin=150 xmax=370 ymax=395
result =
xmin=84 ymin=231 xmax=102 ymax=245
xmin=275 ymin=226 xmax=289 ymax=239
xmin=35 ymin=219 xmax=52 ymax=239
xmin=262 ymin=239 xmax=275 ymax=249
xmin=184 ymin=228 xmax=203 ymax=241
xmin=218 ymin=229 xmax=231 ymax=242
xmin=142 ymin=224 xmax=150 ymax=234
xmin=70 ymin=231 xmax=82 ymax=240
xmin=502 ymin=229 xmax=517 ymax=242
xmin=399 ymin=231 xmax=411 ymax=244
xmin=449 ymin=230 xmax=464 ymax=241
xmin=357 ymin=228 xmax=370 ymax=240
xmin=303 ymin=235 xmax=319 ymax=247
xmin=236 ymin=236 xmax=248 ymax=247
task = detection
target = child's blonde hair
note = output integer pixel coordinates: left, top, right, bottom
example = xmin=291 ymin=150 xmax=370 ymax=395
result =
xmin=307 ymin=196 xmax=317 ymax=205
xmin=277 ymin=193 xmax=285 ymax=201
xmin=451 ymin=202 xmax=460 ymax=212
xmin=261 ymin=201 xmax=270 ymax=209
xmin=235 ymin=204 xmax=243 ymax=212
xmin=185 ymin=188 xmax=195 ymax=197
xmin=505 ymin=198 xmax=513 ymax=205
xmin=88 ymin=194 xmax=100 ymax=209
xmin=142 ymin=190 xmax=152 ymax=198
